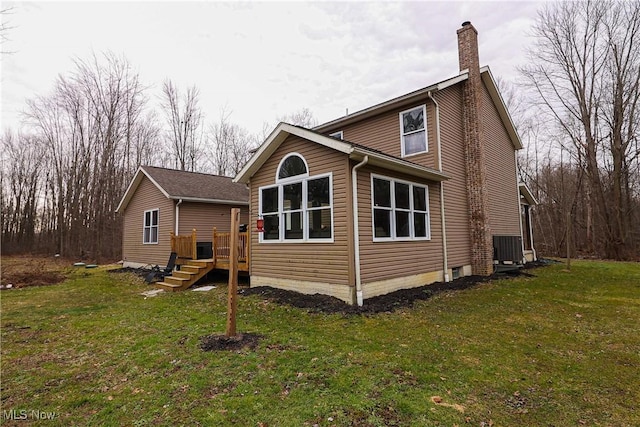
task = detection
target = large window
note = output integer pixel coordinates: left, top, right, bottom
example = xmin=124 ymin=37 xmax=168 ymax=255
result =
xmin=143 ymin=209 xmax=159 ymax=244
xmin=400 ymin=105 xmax=427 ymax=157
xmin=371 ymin=175 xmax=430 ymax=241
xmin=259 ymin=153 xmax=333 ymax=242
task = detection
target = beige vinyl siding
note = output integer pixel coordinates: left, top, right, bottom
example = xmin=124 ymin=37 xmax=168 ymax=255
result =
xmin=357 ymin=164 xmax=443 ymax=284
xmin=481 ymin=81 xmax=521 ymax=236
xmin=122 ymin=176 xmax=175 ymax=266
xmin=323 ymin=88 xmax=472 ymax=268
xmin=249 ymin=135 xmax=352 ymax=288
xmin=435 ymin=86 xmax=472 ymax=267
xmin=338 ymin=101 xmax=439 ymax=170
xmin=178 ymin=203 xmax=249 ymax=238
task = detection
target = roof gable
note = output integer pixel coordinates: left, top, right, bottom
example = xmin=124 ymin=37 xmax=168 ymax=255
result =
xmin=116 ymin=166 xmax=249 ymax=213
xmin=519 ymin=183 xmax=538 ymax=205
xmin=233 ymin=123 xmax=449 ymax=184
xmin=480 ymin=66 xmax=523 ymax=150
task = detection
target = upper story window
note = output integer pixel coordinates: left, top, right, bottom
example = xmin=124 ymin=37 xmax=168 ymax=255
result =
xmin=371 ymin=174 xmax=430 ymax=241
xmin=400 ymin=105 xmax=427 ymax=157
xmin=329 ymin=131 xmax=344 ymax=140
xmin=143 ymin=209 xmax=159 ymax=244
xmin=260 ymin=153 xmax=333 ymax=243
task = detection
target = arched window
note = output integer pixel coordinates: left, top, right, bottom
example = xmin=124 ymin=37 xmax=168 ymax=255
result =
xmin=260 ymin=153 xmax=333 ymax=243
xmin=277 ymin=154 xmax=308 ymax=180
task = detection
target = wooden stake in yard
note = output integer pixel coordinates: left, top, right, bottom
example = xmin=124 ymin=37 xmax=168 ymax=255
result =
xmin=225 ymin=208 xmax=240 ymax=338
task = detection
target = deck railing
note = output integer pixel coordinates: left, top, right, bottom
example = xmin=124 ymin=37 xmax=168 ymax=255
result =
xmin=170 ymin=229 xmax=197 ymax=259
xmin=213 ymin=228 xmax=249 ymax=262
xmin=170 ymin=227 xmax=249 ymax=267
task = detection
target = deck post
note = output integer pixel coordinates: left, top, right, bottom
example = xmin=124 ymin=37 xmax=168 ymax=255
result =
xmin=212 ymin=227 xmax=217 ymax=263
xmin=246 ymin=229 xmax=251 ymax=271
xmin=225 ymin=208 xmax=240 ymax=338
xmin=191 ymin=228 xmax=197 ymax=260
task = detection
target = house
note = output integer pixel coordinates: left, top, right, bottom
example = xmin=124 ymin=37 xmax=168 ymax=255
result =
xmin=116 ymin=166 xmax=249 ymax=269
xmin=234 ymin=22 xmax=535 ymax=305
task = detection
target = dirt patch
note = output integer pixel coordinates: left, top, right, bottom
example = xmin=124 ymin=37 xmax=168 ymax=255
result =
xmin=240 ymin=263 xmax=548 ymax=315
xmin=1 ymin=256 xmax=70 ymax=289
xmin=200 ymin=333 xmax=263 ymax=352
xmin=340 ymin=404 xmax=404 ymax=426
xmin=107 ymin=267 xmax=152 ymax=279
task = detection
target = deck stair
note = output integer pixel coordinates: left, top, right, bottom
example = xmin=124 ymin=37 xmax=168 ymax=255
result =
xmin=156 ymin=258 xmax=215 ymax=292
xmin=158 ymin=227 xmax=250 ymax=292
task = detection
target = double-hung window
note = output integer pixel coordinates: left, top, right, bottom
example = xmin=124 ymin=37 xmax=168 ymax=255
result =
xmin=372 ymin=175 xmax=430 ymax=241
xmin=400 ymin=105 xmax=427 ymax=156
xmin=143 ymin=209 xmax=159 ymax=244
xmin=259 ymin=153 xmax=333 ymax=243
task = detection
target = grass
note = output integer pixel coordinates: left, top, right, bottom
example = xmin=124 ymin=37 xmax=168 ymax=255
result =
xmin=1 ymin=259 xmax=639 ymax=426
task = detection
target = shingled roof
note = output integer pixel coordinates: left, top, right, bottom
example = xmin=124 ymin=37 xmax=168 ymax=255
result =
xmin=116 ymin=166 xmax=249 ymax=213
xmin=234 ymin=123 xmax=450 ymax=184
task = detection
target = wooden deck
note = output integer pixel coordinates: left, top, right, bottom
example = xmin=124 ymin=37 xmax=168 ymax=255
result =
xmin=156 ymin=228 xmax=249 ymax=292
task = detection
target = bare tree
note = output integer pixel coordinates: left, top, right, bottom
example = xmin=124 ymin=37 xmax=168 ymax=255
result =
xmin=0 ymin=131 xmax=44 ymax=251
xmin=205 ymin=108 xmax=255 ymax=176
xmin=161 ymin=80 xmax=203 ymax=171
xmin=520 ymin=0 xmax=640 ymax=260
xmin=600 ymin=1 xmax=640 ymax=257
xmin=277 ymin=107 xmax=318 ymax=128
xmin=19 ymin=51 xmax=154 ymax=260
xmin=1 ymin=6 xmax=15 ymax=54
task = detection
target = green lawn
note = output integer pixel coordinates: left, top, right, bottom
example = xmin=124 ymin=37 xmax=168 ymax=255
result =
xmin=1 ymin=260 xmax=639 ymax=426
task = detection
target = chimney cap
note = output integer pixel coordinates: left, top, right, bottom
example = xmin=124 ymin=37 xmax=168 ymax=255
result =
xmin=461 ymin=21 xmax=471 ymax=27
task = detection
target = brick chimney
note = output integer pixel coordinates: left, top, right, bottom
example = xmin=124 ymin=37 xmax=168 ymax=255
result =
xmin=457 ymin=21 xmax=493 ymax=275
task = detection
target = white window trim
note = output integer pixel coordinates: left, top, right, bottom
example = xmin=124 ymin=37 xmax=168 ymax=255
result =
xmin=399 ymin=105 xmax=428 ymax=158
xmin=329 ymin=131 xmax=344 ymax=140
xmin=276 ymin=152 xmax=309 ymax=182
xmin=259 ymin=171 xmax=334 ymax=244
xmin=370 ymin=174 xmax=431 ymax=242
xmin=143 ymin=208 xmax=159 ymax=244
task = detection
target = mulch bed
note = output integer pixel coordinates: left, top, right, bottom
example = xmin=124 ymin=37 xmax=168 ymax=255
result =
xmin=200 ymin=333 xmax=263 ymax=352
xmin=239 ymin=276 xmax=487 ymax=315
xmin=240 ymin=259 xmax=557 ymax=315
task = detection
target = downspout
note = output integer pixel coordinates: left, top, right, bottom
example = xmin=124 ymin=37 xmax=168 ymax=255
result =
xmin=352 ymin=155 xmax=369 ymax=306
xmin=175 ymin=199 xmax=183 ymax=235
xmin=428 ymin=91 xmax=449 ymax=282
xmin=515 ymin=151 xmax=526 ymax=264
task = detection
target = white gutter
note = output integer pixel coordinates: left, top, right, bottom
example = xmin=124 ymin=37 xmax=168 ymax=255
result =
xmin=436 ymin=71 xmax=469 ymax=91
xmin=169 ymin=196 xmax=249 ymax=205
xmin=428 ymin=91 xmax=449 ymax=282
xmin=352 ymin=155 xmax=369 ymax=306
xmin=175 ymin=199 xmax=183 ymax=234
xmin=314 ymin=71 xmax=469 ymax=132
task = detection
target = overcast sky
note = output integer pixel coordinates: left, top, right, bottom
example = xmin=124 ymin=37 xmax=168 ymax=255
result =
xmin=1 ymin=1 xmax=543 ymax=137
